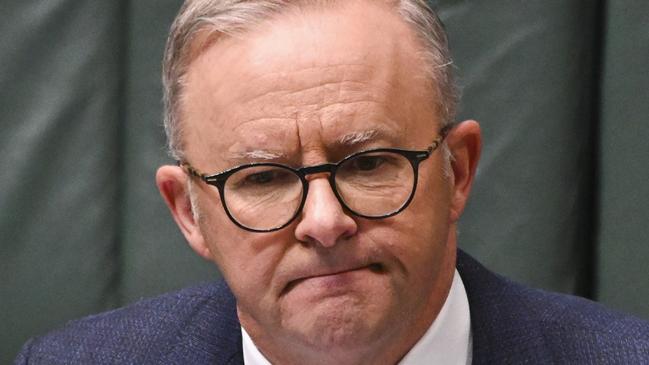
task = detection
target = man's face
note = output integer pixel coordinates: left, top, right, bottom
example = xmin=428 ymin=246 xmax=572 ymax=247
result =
xmin=172 ymin=1 xmax=467 ymax=362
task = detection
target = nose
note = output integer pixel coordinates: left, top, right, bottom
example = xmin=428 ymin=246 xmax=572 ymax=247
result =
xmin=294 ymin=176 xmax=358 ymax=247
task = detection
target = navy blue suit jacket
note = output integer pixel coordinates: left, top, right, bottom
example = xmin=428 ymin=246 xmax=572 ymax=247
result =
xmin=15 ymin=251 xmax=649 ymax=364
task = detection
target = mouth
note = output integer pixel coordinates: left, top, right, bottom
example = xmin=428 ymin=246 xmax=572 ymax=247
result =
xmin=281 ymin=263 xmax=385 ymax=296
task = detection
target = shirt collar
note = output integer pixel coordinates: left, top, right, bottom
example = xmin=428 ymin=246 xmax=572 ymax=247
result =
xmin=241 ymin=270 xmax=472 ymax=365
xmin=241 ymin=323 xmax=272 ymax=365
xmin=398 ymin=269 xmax=472 ymax=365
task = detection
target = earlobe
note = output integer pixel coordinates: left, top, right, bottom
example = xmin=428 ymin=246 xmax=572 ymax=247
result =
xmin=155 ymin=165 xmax=213 ymax=260
xmin=446 ymin=120 xmax=481 ymax=222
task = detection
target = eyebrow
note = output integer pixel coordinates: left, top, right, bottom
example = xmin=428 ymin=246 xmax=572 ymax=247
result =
xmin=337 ymin=129 xmax=380 ymax=146
xmin=228 ymin=149 xmax=287 ymax=161
xmin=226 ymin=128 xmax=396 ymax=164
xmin=335 ymin=127 xmax=402 ymax=150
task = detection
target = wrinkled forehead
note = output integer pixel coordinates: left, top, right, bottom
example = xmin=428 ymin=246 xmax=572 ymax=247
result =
xmin=180 ymin=0 xmax=437 ymax=166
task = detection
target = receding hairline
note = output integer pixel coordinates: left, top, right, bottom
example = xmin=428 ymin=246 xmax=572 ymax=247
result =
xmin=163 ymin=0 xmax=456 ymax=160
xmin=181 ymin=0 xmax=417 ymax=80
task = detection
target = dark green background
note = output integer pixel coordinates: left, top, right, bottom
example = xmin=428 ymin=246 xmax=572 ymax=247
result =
xmin=2 ymin=1 xmax=648 ymax=362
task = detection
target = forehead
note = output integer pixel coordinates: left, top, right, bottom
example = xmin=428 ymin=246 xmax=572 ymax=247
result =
xmin=181 ymin=1 xmax=438 ymax=166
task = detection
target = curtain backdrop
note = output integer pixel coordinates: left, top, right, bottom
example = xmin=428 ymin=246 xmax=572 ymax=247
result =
xmin=2 ymin=0 xmax=647 ymax=362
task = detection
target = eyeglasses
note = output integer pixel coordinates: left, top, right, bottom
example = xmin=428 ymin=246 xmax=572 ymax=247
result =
xmin=180 ymin=126 xmax=451 ymax=233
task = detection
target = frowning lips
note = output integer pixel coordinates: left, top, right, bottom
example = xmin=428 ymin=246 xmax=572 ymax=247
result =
xmin=280 ymin=262 xmax=385 ymax=296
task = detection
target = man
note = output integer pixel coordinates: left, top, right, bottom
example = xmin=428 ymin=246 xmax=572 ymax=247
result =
xmin=15 ymin=0 xmax=649 ymax=364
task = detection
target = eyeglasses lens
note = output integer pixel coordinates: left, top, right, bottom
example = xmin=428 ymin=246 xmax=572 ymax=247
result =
xmin=335 ymin=151 xmax=414 ymax=217
xmin=224 ymin=165 xmax=303 ymax=230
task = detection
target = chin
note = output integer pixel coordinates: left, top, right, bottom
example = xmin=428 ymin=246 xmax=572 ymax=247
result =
xmin=282 ymin=294 xmax=390 ymax=350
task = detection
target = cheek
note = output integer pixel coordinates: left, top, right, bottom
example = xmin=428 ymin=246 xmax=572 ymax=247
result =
xmin=361 ymin=170 xmax=452 ymax=276
xmin=365 ymin=215 xmax=446 ymax=273
xmin=414 ymin=163 xmax=453 ymax=226
xmin=197 ymin=204 xmax=291 ymax=309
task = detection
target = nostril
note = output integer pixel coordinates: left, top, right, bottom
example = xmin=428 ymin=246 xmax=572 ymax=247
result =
xmin=341 ymin=228 xmax=356 ymax=241
xmin=297 ymin=234 xmax=315 ymax=247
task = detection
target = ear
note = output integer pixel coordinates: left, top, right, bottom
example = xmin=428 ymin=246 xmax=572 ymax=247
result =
xmin=156 ymin=165 xmax=213 ymax=260
xmin=446 ymin=120 xmax=481 ymax=223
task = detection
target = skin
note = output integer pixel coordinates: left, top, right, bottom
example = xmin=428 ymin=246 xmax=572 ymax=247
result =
xmin=156 ymin=1 xmax=481 ymax=364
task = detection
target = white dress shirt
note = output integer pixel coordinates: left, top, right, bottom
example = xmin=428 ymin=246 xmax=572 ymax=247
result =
xmin=241 ymin=270 xmax=472 ymax=365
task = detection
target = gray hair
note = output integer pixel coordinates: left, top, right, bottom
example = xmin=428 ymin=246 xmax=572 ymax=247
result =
xmin=162 ymin=0 xmax=457 ymax=160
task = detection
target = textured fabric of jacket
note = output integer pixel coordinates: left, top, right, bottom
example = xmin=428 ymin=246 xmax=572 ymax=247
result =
xmin=15 ymin=250 xmax=649 ymax=364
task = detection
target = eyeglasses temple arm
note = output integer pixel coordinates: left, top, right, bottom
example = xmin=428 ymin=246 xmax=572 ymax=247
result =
xmin=426 ymin=123 xmax=455 ymax=153
xmin=177 ymin=161 xmax=208 ymax=181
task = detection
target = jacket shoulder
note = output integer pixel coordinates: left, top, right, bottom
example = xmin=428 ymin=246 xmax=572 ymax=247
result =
xmin=517 ymin=282 xmax=649 ymax=361
xmin=15 ymin=281 xmax=242 ymax=365
xmin=457 ymin=250 xmax=649 ymax=363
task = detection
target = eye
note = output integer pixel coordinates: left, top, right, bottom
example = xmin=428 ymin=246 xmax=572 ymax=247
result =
xmin=226 ymin=166 xmax=301 ymax=195
xmin=245 ymin=170 xmax=282 ymax=185
xmin=351 ymin=155 xmax=385 ymax=171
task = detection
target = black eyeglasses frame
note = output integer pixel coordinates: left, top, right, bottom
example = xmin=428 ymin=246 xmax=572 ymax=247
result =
xmin=179 ymin=125 xmax=452 ymax=233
